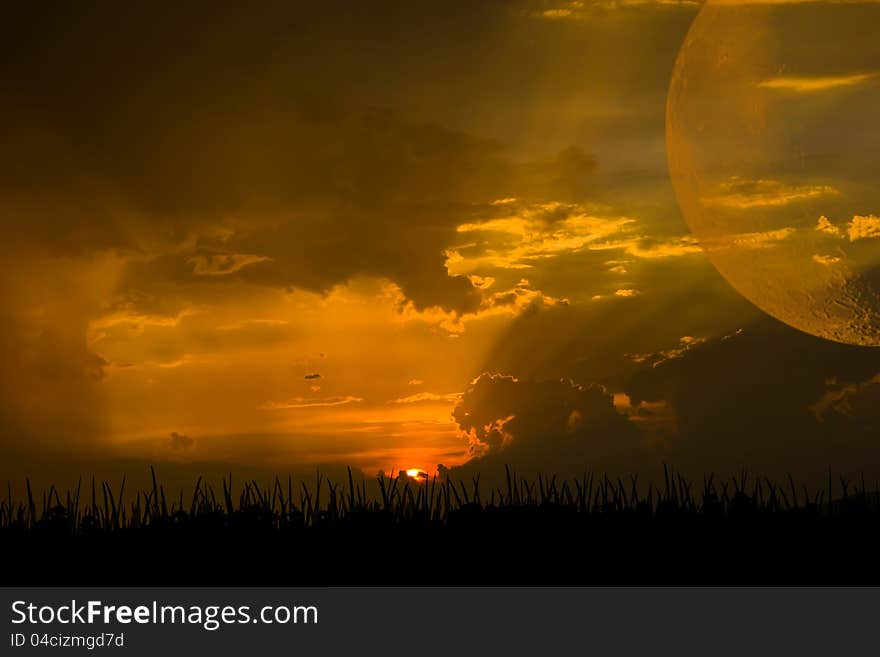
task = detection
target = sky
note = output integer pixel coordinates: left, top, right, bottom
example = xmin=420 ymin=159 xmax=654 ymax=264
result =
xmin=3 ymin=0 xmax=880 ymax=488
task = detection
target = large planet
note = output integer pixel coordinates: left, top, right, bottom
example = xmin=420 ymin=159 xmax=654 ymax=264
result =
xmin=667 ymin=0 xmax=880 ymax=346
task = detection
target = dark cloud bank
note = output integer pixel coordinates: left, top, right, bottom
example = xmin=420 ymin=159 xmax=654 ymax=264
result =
xmin=451 ymin=317 xmax=880 ymax=485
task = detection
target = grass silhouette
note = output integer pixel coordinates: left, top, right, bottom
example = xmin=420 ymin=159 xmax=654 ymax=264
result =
xmin=3 ymin=465 xmax=880 ymax=585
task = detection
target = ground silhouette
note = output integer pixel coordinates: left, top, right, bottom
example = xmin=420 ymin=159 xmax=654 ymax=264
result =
xmin=3 ymin=465 xmax=879 ymax=585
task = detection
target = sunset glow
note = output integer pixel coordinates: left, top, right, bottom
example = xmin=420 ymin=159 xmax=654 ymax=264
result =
xmin=3 ymin=0 xmax=880 ymax=491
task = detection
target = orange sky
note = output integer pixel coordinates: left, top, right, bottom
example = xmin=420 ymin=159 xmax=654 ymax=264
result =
xmin=4 ymin=1 xmax=880 ymax=485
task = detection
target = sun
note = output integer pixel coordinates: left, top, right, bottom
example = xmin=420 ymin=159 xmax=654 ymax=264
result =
xmin=406 ymin=468 xmax=429 ymax=481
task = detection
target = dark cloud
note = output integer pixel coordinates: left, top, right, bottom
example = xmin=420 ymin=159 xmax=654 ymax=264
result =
xmin=625 ymin=318 xmax=880 ymax=476
xmin=451 ymin=373 xmax=641 ymax=478
xmin=168 ymin=432 xmax=195 ymax=451
xmin=0 ymin=2 xmax=618 ymax=319
xmin=0 ymin=0 xmax=707 ymax=326
xmin=449 ymin=318 xmax=880 ymax=486
xmin=304 ymin=373 xmax=322 ymax=381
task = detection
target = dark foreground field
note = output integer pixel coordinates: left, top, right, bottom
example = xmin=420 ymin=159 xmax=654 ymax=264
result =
xmin=3 ymin=467 xmax=880 ymax=585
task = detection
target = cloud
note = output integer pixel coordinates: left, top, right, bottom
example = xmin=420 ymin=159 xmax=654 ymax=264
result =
xmin=810 ymin=373 xmax=880 ymax=422
xmin=304 ymin=373 xmax=322 ymax=380
xmin=260 ymin=395 xmax=364 ymax=410
xmin=703 ymin=227 xmax=797 ymax=251
xmin=392 ymin=278 xmax=569 ymax=335
xmin=216 ymin=319 xmax=290 ymax=332
xmin=10 ymin=2 xmax=608 ymax=318
xmin=758 ymin=72 xmax=876 ymax=93
xmin=625 ymin=318 xmax=880 ymax=472
xmin=846 ymin=215 xmax=880 ymax=241
xmin=447 ymin=199 xmax=700 ymax=282
xmin=153 ymin=354 xmax=205 ymax=369
xmin=66 ymin=119 xmax=606 ymax=327
xmin=705 ymin=177 xmax=838 ymax=209
xmin=816 ymin=215 xmax=843 ymax=237
xmin=713 ymin=0 xmax=880 ymax=4
xmin=168 ymin=432 xmax=195 ymax=450
xmin=450 ymin=373 xmax=641 ymax=476
xmin=450 ymin=201 xmax=636 ymax=271
xmin=628 ymin=334 xmax=711 ymax=366
xmin=88 ymin=301 xmax=301 ymax=370
xmin=816 ymin=214 xmax=880 ymax=241
xmin=90 ymin=307 xmax=198 ymax=334
xmin=527 ymin=0 xmax=699 ymax=20
xmin=188 ymin=253 xmax=272 ymax=276
xmin=391 ymin=392 xmax=463 ymax=404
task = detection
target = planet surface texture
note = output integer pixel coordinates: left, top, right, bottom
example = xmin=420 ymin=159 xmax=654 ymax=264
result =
xmin=667 ymin=0 xmax=880 ymax=345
